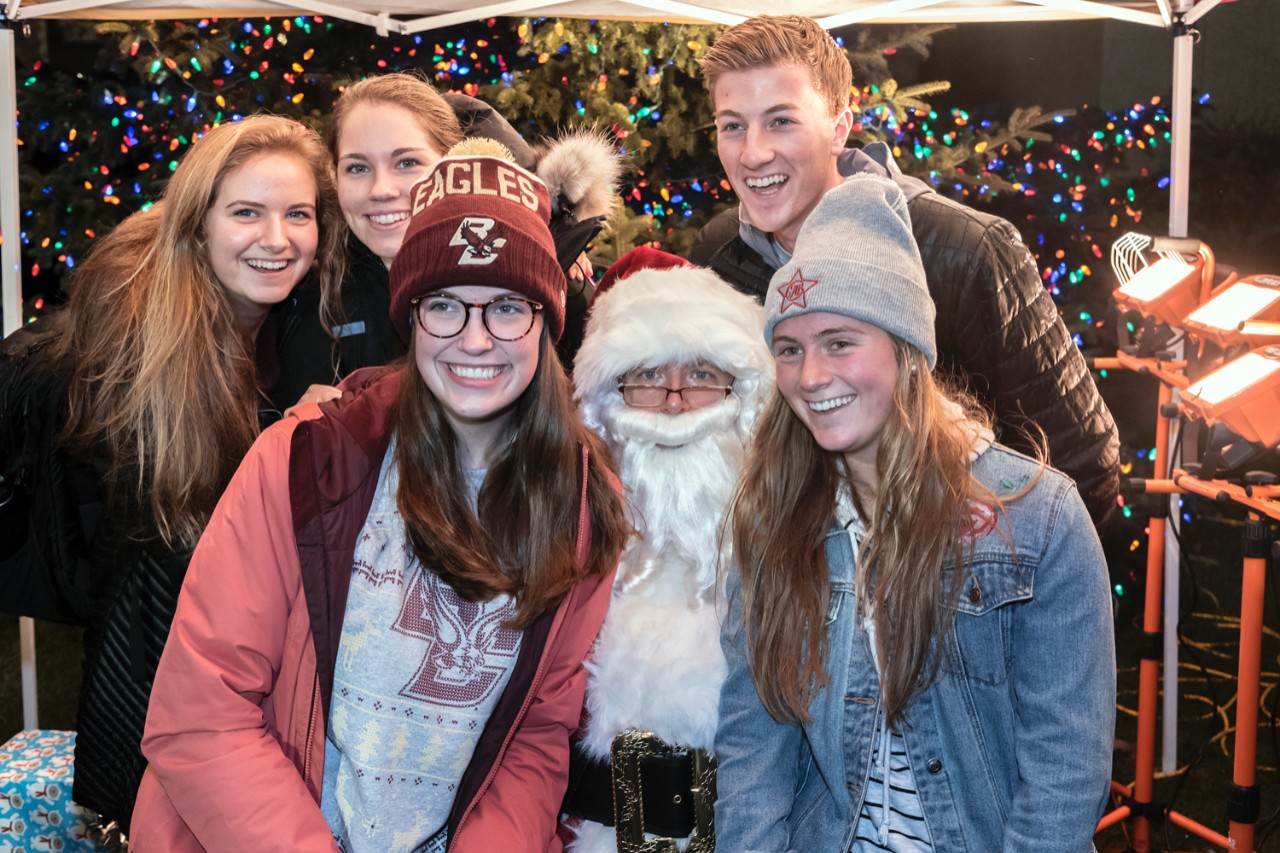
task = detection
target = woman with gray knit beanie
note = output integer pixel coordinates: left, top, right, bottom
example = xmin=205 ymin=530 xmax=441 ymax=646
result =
xmin=715 ymin=174 xmax=1116 ymax=852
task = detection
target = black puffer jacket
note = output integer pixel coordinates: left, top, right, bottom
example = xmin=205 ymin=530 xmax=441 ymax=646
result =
xmin=274 ymin=235 xmax=402 ymax=409
xmin=1 ymin=312 xmax=291 ymax=833
xmin=693 ymin=194 xmax=1120 ymax=526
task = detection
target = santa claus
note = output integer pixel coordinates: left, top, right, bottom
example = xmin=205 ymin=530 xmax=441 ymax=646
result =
xmin=563 ymin=247 xmax=774 ymax=853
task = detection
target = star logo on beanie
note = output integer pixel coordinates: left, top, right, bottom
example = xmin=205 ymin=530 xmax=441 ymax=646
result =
xmin=449 ymin=217 xmax=507 ymax=266
xmin=779 ymin=268 xmax=819 ymax=312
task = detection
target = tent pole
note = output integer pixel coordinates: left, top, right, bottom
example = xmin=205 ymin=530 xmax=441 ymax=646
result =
xmin=1159 ymin=4 xmax=1196 ymax=778
xmin=1168 ymin=13 xmax=1193 ymax=238
xmin=1 ymin=13 xmax=38 ymax=732
xmin=2 ymin=17 xmax=21 ymax=338
xmin=1 ymin=17 xmax=39 ymax=733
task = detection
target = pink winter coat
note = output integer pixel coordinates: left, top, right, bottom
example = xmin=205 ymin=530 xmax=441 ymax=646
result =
xmin=130 ymin=368 xmax=616 ymax=852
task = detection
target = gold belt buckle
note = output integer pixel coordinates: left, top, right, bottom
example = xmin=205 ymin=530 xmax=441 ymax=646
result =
xmin=610 ymin=729 xmax=717 ymax=853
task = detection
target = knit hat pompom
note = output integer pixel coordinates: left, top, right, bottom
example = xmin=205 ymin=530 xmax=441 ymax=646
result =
xmin=764 ymin=174 xmax=937 ymax=368
xmin=449 ymin=136 xmax=517 ymax=161
xmin=389 ymin=138 xmax=566 ymax=343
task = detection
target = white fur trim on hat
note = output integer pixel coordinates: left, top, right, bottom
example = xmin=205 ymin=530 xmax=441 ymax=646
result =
xmin=574 ymin=265 xmax=774 ymax=440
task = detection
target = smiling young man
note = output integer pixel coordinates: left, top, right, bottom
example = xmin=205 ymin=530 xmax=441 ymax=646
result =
xmin=693 ymin=15 xmax=1121 ymax=525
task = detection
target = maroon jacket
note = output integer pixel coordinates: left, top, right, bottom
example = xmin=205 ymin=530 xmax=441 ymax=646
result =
xmin=133 ymin=367 xmax=615 ymax=852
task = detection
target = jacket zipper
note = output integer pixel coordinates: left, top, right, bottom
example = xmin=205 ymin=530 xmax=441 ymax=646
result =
xmin=303 ymin=670 xmax=321 ymax=784
xmin=451 ymin=612 xmax=560 ymax=843
xmin=577 ymin=445 xmax=590 ymax=561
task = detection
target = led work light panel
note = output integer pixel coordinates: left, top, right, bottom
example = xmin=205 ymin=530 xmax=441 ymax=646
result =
xmin=1114 ymin=258 xmax=1201 ymax=327
xmin=1182 ymin=346 xmax=1280 ymax=448
xmin=1183 ymin=275 xmax=1280 ymax=348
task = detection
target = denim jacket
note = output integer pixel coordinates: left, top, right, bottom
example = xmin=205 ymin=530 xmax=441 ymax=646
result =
xmin=715 ymin=445 xmax=1115 ymax=852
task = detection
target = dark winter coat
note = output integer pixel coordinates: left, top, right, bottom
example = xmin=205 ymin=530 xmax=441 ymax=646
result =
xmin=0 ymin=311 xmax=289 ymax=832
xmin=273 ymin=235 xmax=402 ymax=409
xmin=691 ymin=173 xmax=1120 ymax=525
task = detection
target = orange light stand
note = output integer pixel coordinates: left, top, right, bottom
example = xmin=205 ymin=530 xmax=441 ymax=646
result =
xmin=1112 ymin=471 xmax=1280 ymax=853
xmin=1088 ymin=351 xmax=1279 ymax=853
xmin=1228 ymin=515 xmax=1269 ymax=851
xmin=1132 ymin=382 xmax=1174 ymax=853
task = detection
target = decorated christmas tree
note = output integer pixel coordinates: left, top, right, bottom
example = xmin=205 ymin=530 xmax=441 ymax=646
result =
xmin=18 ymin=10 xmax=1262 ymax=418
xmin=12 ymin=15 xmax=1125 ymax=324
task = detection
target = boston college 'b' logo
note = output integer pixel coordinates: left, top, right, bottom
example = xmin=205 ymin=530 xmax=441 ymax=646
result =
xmin=450 ymin=217 xmax=507 ymax=266
xmin=392 ymin=569 xmax=520 ymax=708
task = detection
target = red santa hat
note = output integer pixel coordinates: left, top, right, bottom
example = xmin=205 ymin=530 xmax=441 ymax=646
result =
xmin=592 ymin=246 xmax=694 ymax=304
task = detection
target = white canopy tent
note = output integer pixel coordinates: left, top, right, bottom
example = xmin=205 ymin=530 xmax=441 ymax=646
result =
xmin=0 ymin=0 xmax=1231 ymax=769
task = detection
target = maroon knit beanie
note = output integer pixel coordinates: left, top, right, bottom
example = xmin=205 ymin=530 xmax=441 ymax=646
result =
xmin=390 ymin=150 xmax=567 ymax=343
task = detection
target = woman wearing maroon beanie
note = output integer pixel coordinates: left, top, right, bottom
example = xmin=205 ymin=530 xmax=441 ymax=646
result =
xmin=131 ymin=140 xmax=629 ymax=853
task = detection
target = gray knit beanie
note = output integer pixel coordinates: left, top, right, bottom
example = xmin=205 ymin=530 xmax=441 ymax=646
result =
xmin=763 ymin=174 xmax=937 ymax=369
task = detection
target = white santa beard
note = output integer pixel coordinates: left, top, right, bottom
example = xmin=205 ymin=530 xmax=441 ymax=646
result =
xmin=599 ymin=394 xmax=742 ymax=448
xmin=603 ymin=399 xmax=743 ymax=602
xmin=570 ymin=401 xmax=744 ymax=852
xmin=573 ymin=399 xmax=741 ymax=757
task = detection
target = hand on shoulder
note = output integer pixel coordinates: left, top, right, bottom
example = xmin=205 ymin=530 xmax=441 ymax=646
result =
xmin=283 ymin=384 xmax=342 ymax=419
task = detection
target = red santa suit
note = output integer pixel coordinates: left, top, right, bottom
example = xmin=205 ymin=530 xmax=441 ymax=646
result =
xmin=566 ymin=255 xmax=774 ymax=853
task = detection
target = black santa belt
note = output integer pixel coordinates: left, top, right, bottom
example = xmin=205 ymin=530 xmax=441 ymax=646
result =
xmin=563 ymin=730 xmax=716 ymax=852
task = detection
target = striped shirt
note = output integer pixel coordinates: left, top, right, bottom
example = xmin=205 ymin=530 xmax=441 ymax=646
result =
xmin=852 ymin=731 xmax=933 ymax=851
xmin=837 ymin=486 xmax=934 ymax=853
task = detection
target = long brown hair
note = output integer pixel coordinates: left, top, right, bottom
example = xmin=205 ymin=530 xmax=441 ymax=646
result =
xmin=731 ymin=338 xmax=1025 ymax=725
xmin=394 ymin=327 xmax=629 ymax=628
xmin=56 ymin=115 xmax=345 ymax=549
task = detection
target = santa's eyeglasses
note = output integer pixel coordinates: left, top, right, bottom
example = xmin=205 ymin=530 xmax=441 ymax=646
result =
xmin=617 ymin=384 xmax=733 ymax=409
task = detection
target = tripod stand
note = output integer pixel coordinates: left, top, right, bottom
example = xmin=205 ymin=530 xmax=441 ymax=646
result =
xmin=1091 ymin=353 xmax=1280 ymax=852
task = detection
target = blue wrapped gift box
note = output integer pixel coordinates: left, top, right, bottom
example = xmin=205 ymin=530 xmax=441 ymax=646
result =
xmin=0 ymin=730 xmax=96 ymax=852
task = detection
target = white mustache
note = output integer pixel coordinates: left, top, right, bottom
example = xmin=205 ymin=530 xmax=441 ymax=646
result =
xmin=600 ymin=396 xmax=741 ymax=447
xmin=601 ymin=404 xmax=746 ymax=603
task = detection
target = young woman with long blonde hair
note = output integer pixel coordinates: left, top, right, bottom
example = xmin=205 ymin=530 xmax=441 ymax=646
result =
xmin=715 ymin=175 xmax=1116 ymax=853
xmin=0 ymin=114 xmax=343 ymax=837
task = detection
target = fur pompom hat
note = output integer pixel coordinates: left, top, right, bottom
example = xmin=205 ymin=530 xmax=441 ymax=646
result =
xmin=574 ymin=247 xmax=774 ymax=439
xmin=535 ymin=129 xmax=626 ymax=270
